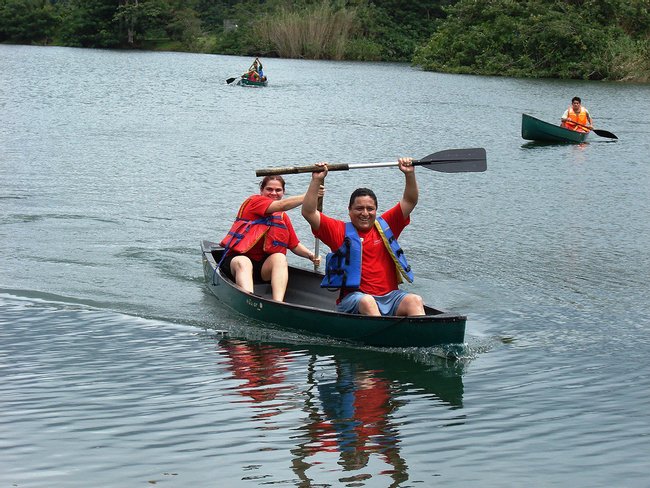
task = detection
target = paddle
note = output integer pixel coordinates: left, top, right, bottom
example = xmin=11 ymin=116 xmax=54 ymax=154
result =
xmin=566 ymin=120 xmax=618 ymax=139
xmin=314 ymin=192 xmax=323 ymax=271
xmin=256 ymin=148 xmax=487 ymax=177
xmin=226 ymin=77 xmax=238 ymax=84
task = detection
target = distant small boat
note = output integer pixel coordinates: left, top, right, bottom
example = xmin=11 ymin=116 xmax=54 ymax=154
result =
xmin=237 ymin=77 xmax=268 ymax=87
xmin=201 ymin=240 xmax=466 ymax=348
xmin=521 ymin=113 xmax=589 ymax=143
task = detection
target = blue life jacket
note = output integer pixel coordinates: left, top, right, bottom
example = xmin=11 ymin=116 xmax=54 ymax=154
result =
xmin=321 ymin=222 xmax=362 ymax=289
xmin=320 ymin=217 xmax=413 ymax=289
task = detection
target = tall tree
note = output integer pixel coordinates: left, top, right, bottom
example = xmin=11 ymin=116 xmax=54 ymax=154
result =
xmin=58 ymin=0 xmax=120 ymax=47
xmin=0 ymin=0 xmax=60 ymax=43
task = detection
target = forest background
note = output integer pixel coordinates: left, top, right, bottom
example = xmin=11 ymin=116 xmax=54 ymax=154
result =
xmin=1 ymin=0 xmax=649 ymax=82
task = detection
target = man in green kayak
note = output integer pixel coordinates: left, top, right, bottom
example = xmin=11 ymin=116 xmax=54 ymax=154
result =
xmin=561 ymin=96 xmax=593 ymax=133
xmin=302 ymin=160 xmax=425 ymax=317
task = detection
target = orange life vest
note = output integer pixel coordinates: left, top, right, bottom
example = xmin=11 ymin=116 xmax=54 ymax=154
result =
xmin=220 ymin=197 xmax=290 ymax=256
xmin=564 ymin=106 xmax=590 ymax=132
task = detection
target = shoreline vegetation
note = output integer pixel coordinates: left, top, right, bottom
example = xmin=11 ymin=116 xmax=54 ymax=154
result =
xmin=1 ymin=0 xmax=648 ymax=82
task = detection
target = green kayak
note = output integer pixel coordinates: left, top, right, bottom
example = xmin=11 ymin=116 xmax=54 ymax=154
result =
xmin=237 ymin=77 xmax=268 ymax=87
xmin=521 ymin=113 xmax=589 ymax=143
xmin=201 ymin=240 xmax=466 ymax=348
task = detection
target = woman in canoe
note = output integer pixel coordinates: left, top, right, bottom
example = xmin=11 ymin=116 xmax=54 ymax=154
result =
xmin=561 ymin=96 xmax=593 ymax=133
xmin=220 ymin=175 xmax=321 ymax=302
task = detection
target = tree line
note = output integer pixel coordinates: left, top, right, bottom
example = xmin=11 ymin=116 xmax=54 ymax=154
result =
xmin=1 ymin=0 xmax=648 ymax=81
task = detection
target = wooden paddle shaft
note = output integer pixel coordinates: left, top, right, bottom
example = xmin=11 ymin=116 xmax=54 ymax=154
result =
xmin=255 ymin=161 xmax=418 ymax=176
xmin=567 ymin=119 xmax=592 ymax=130
xmin=256 ymin=163 xmax=349 ymax=176
xmin=314 ymin=194 xmax=323 ymax=271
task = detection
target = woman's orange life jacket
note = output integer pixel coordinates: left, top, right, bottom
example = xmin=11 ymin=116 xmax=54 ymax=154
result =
xmin=220 ymin=197 xmax=290 ymax=256
xmin=564 ymin=106 xmax=590 ymax=132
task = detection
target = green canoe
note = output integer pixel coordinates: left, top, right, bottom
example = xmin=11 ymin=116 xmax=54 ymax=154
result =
xmin=201 ymin=240 xmax=466 ymax=348
xmin=237 ymin=77 xmax=268 ymax=87
xmin=521 ymin=113 xmax=589 ymax=143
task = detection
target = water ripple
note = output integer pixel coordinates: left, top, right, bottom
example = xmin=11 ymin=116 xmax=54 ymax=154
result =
xmin=3 ymin=45 xmax=650 ymax=487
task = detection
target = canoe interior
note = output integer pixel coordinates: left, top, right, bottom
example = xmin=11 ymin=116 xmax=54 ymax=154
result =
xmin=201 ymin=240 xmax=466 ymax=347
xmin=205 ymin=243 xmax=442 ymax=315
xmin=521 ymin=113 xmax=588 ymax=143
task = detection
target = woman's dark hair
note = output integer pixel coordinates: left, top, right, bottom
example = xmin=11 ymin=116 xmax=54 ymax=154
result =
xmin=348 ymin=188 xmax=378 ymax=209
xmin=259 ymin=175 xmax=286 ymax=191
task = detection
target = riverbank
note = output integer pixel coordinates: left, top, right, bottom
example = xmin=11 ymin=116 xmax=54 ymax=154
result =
xmin=2 ymin=0 xmax=648 ymax=82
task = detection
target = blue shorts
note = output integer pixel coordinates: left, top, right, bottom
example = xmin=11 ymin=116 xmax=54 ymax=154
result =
xmin=337 ymin=290 xmax=408 ymax=316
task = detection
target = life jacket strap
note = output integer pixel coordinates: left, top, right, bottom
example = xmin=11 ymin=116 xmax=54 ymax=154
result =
xmin=269 ymin=240 xmax=288 ymax=248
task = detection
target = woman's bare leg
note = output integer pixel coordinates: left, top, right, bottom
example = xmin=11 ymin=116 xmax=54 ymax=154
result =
xmin=230 ymin=255 xmax=254 ymax=294
xmin=261 ymin=253 xmax=289 ymax=301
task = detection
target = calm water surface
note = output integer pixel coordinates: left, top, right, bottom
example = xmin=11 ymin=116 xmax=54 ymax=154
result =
xmin=1 ymin=45 xmax=650 ymax=487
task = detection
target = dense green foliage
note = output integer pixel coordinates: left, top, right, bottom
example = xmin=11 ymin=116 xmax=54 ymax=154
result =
xmin=0 ymin=0 xmax=59 ymax=43
xmin=203 ymin=0 xmax=446 ymax=61
xmin=413 ymin=0 xmax=650 ymax=81
xmin=0 ymin=0 xmax=448 ymax=60
xmin=1 ymin=0 xmax=648 ymax=81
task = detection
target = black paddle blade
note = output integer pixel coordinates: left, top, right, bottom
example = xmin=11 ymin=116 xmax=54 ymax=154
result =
xmin=226 ymin=77 xmax=237 ymax=84
xmin=593 ymin=129 xmax=618 ymax=139
xmin=415 ymin=148 xmax=487 ymax=173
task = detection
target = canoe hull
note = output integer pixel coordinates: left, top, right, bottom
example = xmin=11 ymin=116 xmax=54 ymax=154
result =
xmin=521 ymin=113 xmax=588 ymax=143
xmin=237 ymin=78 xmax=268 ymax=87
xmin=201 ymin=240 xmax=466 ymax=347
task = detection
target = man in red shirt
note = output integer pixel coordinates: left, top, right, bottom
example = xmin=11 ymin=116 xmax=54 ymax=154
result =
xmin=301 ymin=159 xmax=425 ymax=316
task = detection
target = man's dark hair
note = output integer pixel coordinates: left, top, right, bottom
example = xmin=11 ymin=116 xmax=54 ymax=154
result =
xmin=348 ymin=188 xmax=378 ymax=210
xmin=572 ymin=96 xmax=582 ymax=103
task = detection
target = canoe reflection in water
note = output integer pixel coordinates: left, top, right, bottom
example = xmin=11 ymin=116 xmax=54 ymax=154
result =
xmin=216 ymin=339 xmax=464 ymax=484
xmin=296 ymin=358 xmax=407 ymax=482
xmin=219 ymin=340 xmax=292 ymax=418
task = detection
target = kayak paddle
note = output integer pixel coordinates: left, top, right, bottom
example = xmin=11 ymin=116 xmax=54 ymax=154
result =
xmin=256 ymin=148 xmax=487 ymax=177
xmin=565 ymin=120 xmax=618 ymax=139
xmin=226 ymin=77 xmax=238 ymax=84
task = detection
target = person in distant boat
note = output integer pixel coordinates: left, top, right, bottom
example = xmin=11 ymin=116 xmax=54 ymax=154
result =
xmin=220 ymin=176 xmax=321 ymax=302
xmin=254 ymin=58 xmax=265 ymax=80
xmin=561 ymin=96 xmax=593 ymax=132
xmin=244 ymin=69 xmax=260 ymax=82
xmin=243 ymin=58 xmax=266 ymax=82
xmin=301 ymin=159 xmax=425 ymax=317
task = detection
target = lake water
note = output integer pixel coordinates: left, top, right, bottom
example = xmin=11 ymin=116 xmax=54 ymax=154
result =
xmin=2 ymin=44 xmax=650 ymax=487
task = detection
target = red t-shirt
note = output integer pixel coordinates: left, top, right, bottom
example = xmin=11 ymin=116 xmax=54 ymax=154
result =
xmin=237 ymin=194 xmax=300 ymax=261
xmin=314 ymin=203 xmax=410 ymax=296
